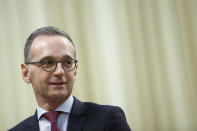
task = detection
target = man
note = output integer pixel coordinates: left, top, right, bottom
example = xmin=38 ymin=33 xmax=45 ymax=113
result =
xmin=9 ymin=26 xmax=131 ymax=131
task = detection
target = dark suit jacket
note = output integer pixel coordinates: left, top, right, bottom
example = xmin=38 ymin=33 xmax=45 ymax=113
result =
xmin=9 ymin=97 xmax=131 ymax=131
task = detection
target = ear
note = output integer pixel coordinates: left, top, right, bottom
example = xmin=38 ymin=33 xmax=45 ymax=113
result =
xmin=73 ymin=63 xmax=78 ymax=80
xmin=21 ymin=64 xmax=31 ymax=84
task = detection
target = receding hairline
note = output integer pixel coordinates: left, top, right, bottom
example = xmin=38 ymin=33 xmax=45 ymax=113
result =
xmin=24 ymin=26 xmax=76 ymax=63
xmin=28 ymin=34 xmax=76 ymax=61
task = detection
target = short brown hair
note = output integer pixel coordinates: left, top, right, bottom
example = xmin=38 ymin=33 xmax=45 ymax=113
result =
xmin=24 ymin=26 xmax=76 ymax=63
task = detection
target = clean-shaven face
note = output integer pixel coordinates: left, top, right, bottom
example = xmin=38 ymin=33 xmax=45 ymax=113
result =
xmin=27 ymin=35 xmax=77 ymax=102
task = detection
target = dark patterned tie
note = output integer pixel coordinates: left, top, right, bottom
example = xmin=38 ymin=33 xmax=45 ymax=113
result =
xmin=44 ymin=111 xmax=61 ymax=131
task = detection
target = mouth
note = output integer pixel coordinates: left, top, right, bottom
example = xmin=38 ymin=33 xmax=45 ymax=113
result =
xmin=49 ymin=82 xmax=66 ymax=86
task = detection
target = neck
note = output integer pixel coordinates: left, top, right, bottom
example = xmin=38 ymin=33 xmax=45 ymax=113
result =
xmin=36 ymin=95 xmax=70 ymax=111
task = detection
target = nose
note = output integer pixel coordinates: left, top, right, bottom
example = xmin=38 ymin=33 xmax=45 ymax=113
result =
xmin=54 ymin=62 xmax=64 ymax=75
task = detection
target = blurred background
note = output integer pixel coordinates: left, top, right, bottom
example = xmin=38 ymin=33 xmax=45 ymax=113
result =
xmin=0 ymin=0 xmax=197 ymax=130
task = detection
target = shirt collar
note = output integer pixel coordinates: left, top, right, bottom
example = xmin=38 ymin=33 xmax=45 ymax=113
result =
xmin=36 ymin=95 xmax=74 ymax=120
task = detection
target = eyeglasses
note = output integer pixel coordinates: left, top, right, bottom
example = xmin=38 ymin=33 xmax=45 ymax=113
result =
xmin=25 ymin=59 xmax=78 ymax=72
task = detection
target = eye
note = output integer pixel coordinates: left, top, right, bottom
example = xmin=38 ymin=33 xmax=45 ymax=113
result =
xmin=43 ymin=60 xmax=56 ymax=67
xmin=63 ymin=59 xmax=73 ymax=66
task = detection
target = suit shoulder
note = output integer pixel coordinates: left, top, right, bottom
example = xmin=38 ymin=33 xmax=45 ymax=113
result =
xmin=84 ymin=101 xmax=122 ymax=109
xmin=82 ymin=102 xmax=131 ymax=130
xmin=83 ymin=101 xmax=124 ymax=114
xmin=8 ymin=115 xmax=37 ymax=131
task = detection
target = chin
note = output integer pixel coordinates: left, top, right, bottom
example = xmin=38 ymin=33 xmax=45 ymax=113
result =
xmin=51 ymin=91 xmax=70 ymax=98
xmin=49 ymin=86 xmax=72 ymax=99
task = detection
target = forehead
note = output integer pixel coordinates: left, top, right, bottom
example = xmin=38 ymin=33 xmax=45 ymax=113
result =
xmin=30 ymin=35 xmax=75 ymax=60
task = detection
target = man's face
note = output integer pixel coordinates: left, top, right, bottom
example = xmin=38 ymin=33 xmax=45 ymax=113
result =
xmin=22 ymin=35 xmax=78 ymax=103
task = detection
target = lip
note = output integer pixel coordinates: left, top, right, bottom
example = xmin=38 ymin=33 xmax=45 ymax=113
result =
xmin=49 ymin=82 xmax=66 ymax=84
xmin=49 ymin=82 xmax=66 ymax=87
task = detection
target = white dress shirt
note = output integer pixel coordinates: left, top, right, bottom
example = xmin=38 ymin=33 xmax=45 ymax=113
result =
xmin=36 ymin=95 xmax=74 ymax=131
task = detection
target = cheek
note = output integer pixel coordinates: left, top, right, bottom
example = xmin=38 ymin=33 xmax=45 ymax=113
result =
xmin=66 ymin=72 xmax=75 ymax=82
xmin=31 ymin=71 xmax=49 ymax=87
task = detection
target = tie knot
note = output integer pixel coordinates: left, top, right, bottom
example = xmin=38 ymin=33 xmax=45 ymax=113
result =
xmin=43 ymin=111 xmax=60 ymax=124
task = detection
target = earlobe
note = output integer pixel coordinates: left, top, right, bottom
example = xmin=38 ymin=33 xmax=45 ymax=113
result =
xmin=21 ymin=64 xmax=31 ymax=83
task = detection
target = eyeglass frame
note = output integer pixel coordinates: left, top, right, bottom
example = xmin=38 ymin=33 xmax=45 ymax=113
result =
xmin=25 ymin=58 xmax=78 ymax=72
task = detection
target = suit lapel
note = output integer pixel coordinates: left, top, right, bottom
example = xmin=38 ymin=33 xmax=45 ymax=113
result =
xmin=25 ymin=111 xmax=40 ymax=131
xmin=67 ymin=97 xmax=87 ymax=131
xmin=22 ymin=98 xmax=87 ymax=131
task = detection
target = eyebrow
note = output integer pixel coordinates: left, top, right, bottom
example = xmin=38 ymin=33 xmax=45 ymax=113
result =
xmin=39 ymin=55 xmax=74 ymax=62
